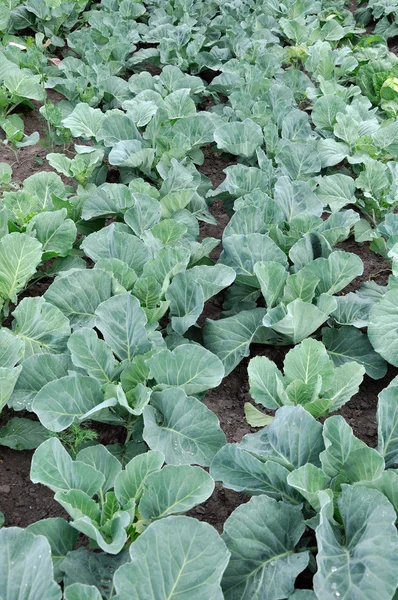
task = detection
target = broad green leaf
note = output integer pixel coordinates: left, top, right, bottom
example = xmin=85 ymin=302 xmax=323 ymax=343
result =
xmin=139 ymin=465 xmax=214 ymax=519
xmin=23 ymin=172 xmax=65 ymax=209
xmin=254 ymin=261 xmax=287 ymax=308
xmin=82 ymin=184 xmax=135 ymax=220
xmin=368 ymin=289 xmax=398 ymax=366
xmin=273 ymin=176 xmax=323 ymax=220
xmin=0 ymin=528 xmax=61 ymax=600
xmin=164 ymin=88 xmax=196 ymax=119
xmin=306 ymin=251 xmax=363 ymax=295
xmin=148 ymin=345 xmax=224 ymax=394
xmin=0 ymin=366 xmax=21 ymax=412
xmin=312 ymin=95 xmax=346 ymax=131
xmin=265 ymin=299 xmax=330 ymax=344
xmin=0 ymin=417 xmax=51 ymax=450
xmin=56 ymin=490 xmax=129 ymax=555
xmin=123 ymin=193 xmax=161 ymax=236
xmin=222 ymin=495 xmax=309 ymax=600
xmin=239 ymin=406 xmax=325 ymax=469
xmin=114 ymin=516 xmax=229 ymax=599
xmin=44 ymin=270 xmax=113 ymax=328
xmin=95 ymin=293 xmax=151 ymax=361
xmin=68 ymin=328 xmax=117 ymax=385
xmin=220 ymin=233 xmax=287 ymax=277
xmin=283 ymin=338 xmax=334 ymax=391
xmin=81 ymin=224 xmax=150 ymax=274
xmin=314 ymin=486 xmax=398 ymax=600
xmin=76 ymin=445 xmax=122 ymax=494
xmin=283 ymin=270 xmax=320 ymax=304
xmin=210 ymin=443 xmax=300 ymax=502
xmin=244 ymin=403 xmax=274 ymax=427
xmin=0 ymin=329 xmax=24 ymax=368
xmin=27 ymin=518 xmax=79 ymax=582
xmin=94 ymin=258 xmax=137 ymax=292
xmin=10 ymin=297 xmax=70 ymax=359
xmin=33 ymin=375 xmax=113 ymax=432
xmin=323 ymin=362 xmax=365 ymax=412
xmin=248 ymin=355 xmax=284 ymax=409
xmin=64 ymin=583 xmax=102 ymax=600
xmin=322 ymin=326 xmax=387 ymax=379
xmin=30 ymin=438 xmax=104 ymax=495
xmin=166 ymin=264 xmax=235 ymax=334
xmin=9 ymin=353 xmax=72 ymax=411
xmin=287 ymin=464 xmax=331 ymax=511
xmin=143 ymin=388 xmax=226 ymax=466
xmin=320 ymin=416 xmax=385 ymax=488
xmin=3 ymin=69 xmax=46 ymax=101
xmin=377 ymin=380 xmax=398 ymax=467
xmin=61 ymin=548 xmax=129 ymax=597
xmin=62 ymin=103 xmax=105 ymax=139
xmin=114 ymin=450 xmax=164 ymax=505
xmin=26 ymin=209 xmax=77 ymax=257
xmin=214 ymin=119 xmax=263 ymax=158
xmin=0 ymin=233 xmax=42 ymax=304
xmin=204 ymin=308 xmax=267 ymax=375
xmin=276 ymin=141 xmax=321 ymax=180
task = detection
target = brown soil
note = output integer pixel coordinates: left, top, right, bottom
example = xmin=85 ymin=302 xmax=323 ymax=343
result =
xmin=0 ymin=94 xmax=396 ymax=537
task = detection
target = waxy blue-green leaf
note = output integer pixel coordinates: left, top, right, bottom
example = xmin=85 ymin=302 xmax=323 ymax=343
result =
xmin=322 ymin=326 xmax=387 ymax=379
xmin=33 ymin=375 xmax=114 ymax=432
xmin=139 ymin=465 xmax=214 ymax=519
xmin=320 ymin=416 xmax=385 ymax=488
xmin=144 ymin=388 xmax=226 ymax=466
xmin=68 ymin=328 xmax=117 ymax=385
xmin=81 ymin=224 xmax=151 ymax=274
xmin=0 ymin=366 xmax=21 ymax=412
xmin=222 ymin=495 xmax=309 ymax=600
xmin=164 ymin=88 xmax=196 ymax=119
xmin=0 ymin=329 xmax=24 ymax=368
xmin=312 ymin=94 xmax=346 ymax=131
xmin=10 ymin=297 xmax=70 ymax=359
xmin=254 ymin=261 xmax=287 ymax=309
xmin=368 ymin=289 xmax=398 ymax=366
xmin=305 ymin=251 xmax=363 ymax=296
xmin=204 ymin=308 xmax=266 ymax=375
xmin=44 ymin=270 xmax=113 ymax=329
xmin=210 ymin=443 xmax=301 ymax=502
xmin=214 ymin=119 xmax=263 ymax=158
xmin=314 ymin=486 xmax=398 ymax=600
xmin=239 ymin=406 xmax=325 ymax=469
xmin=148 ymin=344 xmax=224 ymax=394
xmin=31 ymin=438 xmax=104 ymax=496
xmin=0 ymin=417 xmax=51 ymax=450
xmin=62 ymin=103 xmax=105 ymax=139
xmin=377 ymin=378 xmax=398 ymax=468
xmin=114 ymin=450 xmax=164 ymax=506
xmin=26 ymin=209 xmax=77 ymax=257
xmin=76 ymin=445 xmax=122 ymax=494
xmin=248 ymin=355 xmax=284 ymax=409
xmin=64 ymin=583 xmax=102 ymax=600
xmin=114 ymin=516 xmax=229 ymax=600
xmin=9 ymin=353 xmax=72 ymax=411
xmin=82 ymin=184 xmax=135 ymax=220
xmin=0 ymin=233 xmax=42 ymax=304
xmin=220 ymin=233 xmax=287 ymax=277
xmin=263 ymin=299 xmax=331 ymax=344
xmin=27 ymin=518 xmax=79 ymax=582
xmin=95 ymin=293 xmax=151 ymax=361
xmin=0 ymin=528 xmax=61 ymax=600
xmin=316 ymin=173 xmax=356 ymax=212
xmin=61 ymin=547 xmax=130 ymax=597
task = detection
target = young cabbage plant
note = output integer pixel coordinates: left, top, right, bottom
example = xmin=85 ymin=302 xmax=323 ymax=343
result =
xmin=30 ymin=439 xmax=217 ymax=554
xmin=247 ymin=338 xmax=365 ymax=418
xmin=211 ymin=393 xmax=398 ymax=599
